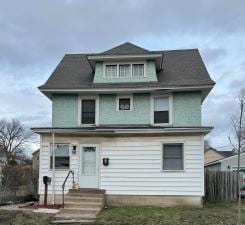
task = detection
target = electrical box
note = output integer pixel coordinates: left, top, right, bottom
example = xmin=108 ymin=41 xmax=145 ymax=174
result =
xmin=103 ymin=158 xmax=109 ymax=166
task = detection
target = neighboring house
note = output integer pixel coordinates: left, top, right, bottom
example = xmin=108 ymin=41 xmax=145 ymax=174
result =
xmin=32 ymin=149 xmax=40 ymax=171
xmin=204 ymin=147 xmax=235 ymax=164
xmin=32 ymin=42 xmax=215 ymax=207
xmin=0 ymin=151 xmax=7 ymax=184
xmin=205 ymin=152 xmax=245 ymax=171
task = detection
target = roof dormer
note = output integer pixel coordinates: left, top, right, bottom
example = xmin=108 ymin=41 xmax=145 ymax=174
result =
xmin=88 ymin=42 xmax=162 ymax=83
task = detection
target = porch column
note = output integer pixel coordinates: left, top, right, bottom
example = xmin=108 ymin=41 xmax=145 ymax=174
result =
xmin=52 ymin=132 xmax=55 ymax=204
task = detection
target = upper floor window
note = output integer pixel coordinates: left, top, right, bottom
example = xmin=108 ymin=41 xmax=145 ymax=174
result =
xmin=132 ymin=64 xmax=144 ymax=77
xmin=119 ymin=64 xmax=130 ymax=78
xmin=153 ymin=96 xmax=170 ymax=124
xmin=104 ymin=63 xmax=145 ymax=78
xmin=81 ymin=99 xmax=96 ymax=124
xmin=117 ymin=95 xmax=133 ymax=111
xmin=105 ymin=65 xmax=117 ymax=78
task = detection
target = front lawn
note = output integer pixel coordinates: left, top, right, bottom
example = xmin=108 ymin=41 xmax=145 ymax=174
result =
xmin=0 ymin=202 xmax=244 ymax=225
xmin=96 ymin=202 xmax=245 ymax=225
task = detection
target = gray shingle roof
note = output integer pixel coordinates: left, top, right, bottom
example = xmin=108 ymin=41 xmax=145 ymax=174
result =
xmin=39 ymin=42 xmax=215 ymax=90
xmin=101 ymin=42 xmax=150 ymax=55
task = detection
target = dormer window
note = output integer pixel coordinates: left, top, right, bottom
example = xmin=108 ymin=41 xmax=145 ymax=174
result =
xmin=105 ymin=65 xmax=117 ymax=78
xmin=119 ymin=64 xmax=130 ymax=78
xmin=132 ymin=64 xmax=144 ymax=77
xmin=103 ymin=62 xmax=146 ymax=79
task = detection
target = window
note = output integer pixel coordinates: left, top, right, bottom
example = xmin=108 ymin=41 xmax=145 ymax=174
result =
xmin=119 ymin=64 xmax=130 ymax=78
xmin=104 ymin=63 xmax=146 ymax=79
xmin=105 ymin=65 xmax=117 ymax=78
xmin=154 ymin=97 xmax=169 ymax=124
xmin=119 ymin=98 xmax=131 ymax=110
xmin=163 ymin=144 xmax=183 ymax=170
xmin=117 ymin=95 xmax=133 ymax=111
xmin=132 ymin=64 xmax=144 ymax=77
xmin=81 ymin=99 xmax=96 ymax=124
xmin=50 ymin=144 xmax=70 ymax=169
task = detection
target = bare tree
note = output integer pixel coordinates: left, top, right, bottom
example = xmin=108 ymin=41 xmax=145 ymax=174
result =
xmin=228 ymin=90 xmax=245 ymax=225
xmin=0 ymin=119 xmax=33 ymax=161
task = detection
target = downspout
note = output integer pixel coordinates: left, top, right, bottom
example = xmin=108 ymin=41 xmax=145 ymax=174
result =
xmin=52 ymin=132 xmax=55 ymax=204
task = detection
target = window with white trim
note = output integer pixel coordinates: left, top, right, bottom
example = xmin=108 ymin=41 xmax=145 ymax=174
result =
xmin=117 ymin=95 xmax=132 ymax=111
xmin=119 ymin=64 xmax=130 ymax=78
xmin=104 ymin=63 xmax=145 ymax=78
xmin=105 ymin=65 xmax=117 ymax=78
xmin=153 ymin=97 xmax=169 ymax=124
xmin=132 ymin=64 xmax=144 ymax=77
xmin=81 ymin=99 xmax=96 ymax=124
xmin=50 ymin=144 xmax=70 ymax=169
xmin=162 ymin=144 xmax=183 ymax=170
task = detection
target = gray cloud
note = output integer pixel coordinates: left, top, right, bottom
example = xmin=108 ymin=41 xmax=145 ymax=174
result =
xmin=0 ymin=0 xmax=245 ymax=153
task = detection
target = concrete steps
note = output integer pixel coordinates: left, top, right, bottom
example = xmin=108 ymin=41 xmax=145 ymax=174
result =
xmin=53 ymin=188 xmax=105 ymax=225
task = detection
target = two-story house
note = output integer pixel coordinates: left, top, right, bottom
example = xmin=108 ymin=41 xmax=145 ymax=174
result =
xmin=32 ymin=42 xmax=215 ymax=209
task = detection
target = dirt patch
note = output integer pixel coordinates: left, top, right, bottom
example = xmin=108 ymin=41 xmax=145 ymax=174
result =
xmin=20 ymin=203 xmax=62 ymax=209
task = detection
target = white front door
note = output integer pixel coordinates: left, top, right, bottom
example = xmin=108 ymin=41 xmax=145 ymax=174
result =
xmin=79 ymin=145 xmax=99 ymax=188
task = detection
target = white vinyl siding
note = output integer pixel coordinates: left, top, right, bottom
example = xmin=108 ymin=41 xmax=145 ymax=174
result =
xmin=39 ymin=135 xmax=203 ymax=197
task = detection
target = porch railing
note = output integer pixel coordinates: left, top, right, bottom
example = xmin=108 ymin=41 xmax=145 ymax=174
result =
xmin=62 ymin=170 xmax=75 ymax=208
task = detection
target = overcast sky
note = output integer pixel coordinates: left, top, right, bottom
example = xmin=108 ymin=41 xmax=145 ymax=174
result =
xmin=0 ymin=0 xmax=244 ymax=154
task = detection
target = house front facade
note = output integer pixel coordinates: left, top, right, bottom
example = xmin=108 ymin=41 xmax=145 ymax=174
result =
xmin=33 ymin=42 xmax=215 ymax=207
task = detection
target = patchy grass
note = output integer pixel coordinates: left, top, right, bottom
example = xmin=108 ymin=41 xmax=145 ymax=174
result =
xmin=96 ymin=202 xmax=245 ymax=225
xmin=0 ymin=202 xmax=244 ymax=225
xmin=0 ymin=210 xmax=54 ymax=225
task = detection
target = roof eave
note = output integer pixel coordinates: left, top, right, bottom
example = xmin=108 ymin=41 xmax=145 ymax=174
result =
xmin=31 ymin=126 xmax=213 ymax=135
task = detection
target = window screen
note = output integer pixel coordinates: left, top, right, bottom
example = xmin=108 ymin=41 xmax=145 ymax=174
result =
xmin=50 ymin=144 xmax=70 ymax=169
xmin=163 ymin=144 xmax=183 ymax=170
xmin=154 ymin=97 xmax=169 ymax=124
xmin=82 ymin=99 xmax=95 ymax=124
xmin=132 ymin=64 xmax=144 ymax=77
xmin=105 ymin=65 xmax=117 ymax=78
xmin=119 ymin=64 xmax=130 ymax=78
xmin=119 ymin=98 xmax=131 ymax=110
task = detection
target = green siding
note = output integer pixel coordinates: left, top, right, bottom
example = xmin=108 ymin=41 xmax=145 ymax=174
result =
xmin=52 ymin=94 xmax=78 ymax=127
xmin=173 ymin=91 xmax=201 ymax=127
xmin=99 ymin=94 xmax=151 ymax=125
xmin=93 ymin=60 xmax=157 ymax=83
xmin=51 ymin=92 xmax=202 ymax=128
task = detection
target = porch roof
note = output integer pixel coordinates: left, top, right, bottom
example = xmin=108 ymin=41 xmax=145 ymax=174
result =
xmin=31 ymin=126 xmax=213 ymax=135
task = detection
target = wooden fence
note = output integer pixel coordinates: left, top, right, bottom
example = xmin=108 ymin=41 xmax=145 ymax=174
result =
xmin=205 ymin=170 xmax=238 ymax=201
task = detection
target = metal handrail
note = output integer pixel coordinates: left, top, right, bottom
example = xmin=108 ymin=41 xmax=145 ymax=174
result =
xmin=62 ymin=170 xmax=75 ymax=208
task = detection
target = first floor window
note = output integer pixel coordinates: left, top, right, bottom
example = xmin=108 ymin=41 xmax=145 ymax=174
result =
xmin=162 ymin=144 xmax=183 ymax=170
xmin=82 ymin=99 xmax=96 ymax=124
xmin=50 ymin=144 xmax=70 ymax=169
xmin=105 ymin=65 xmax=117 ymax=78
xmin=154 ymin=97 xmax=169 ymax=124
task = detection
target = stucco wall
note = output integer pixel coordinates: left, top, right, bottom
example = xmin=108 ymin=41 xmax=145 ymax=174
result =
xmin=51 ymin=92 xmax=202 ymax=127
xmin=52 ymin=94 xmax=78 ymax=127
xmin=99 ymin=93 xmax=151 ymax=125
xmin=93 ymin=60 xmax=158 ymax=83
xmin=173 ymin=91 xmax=201 ymax=127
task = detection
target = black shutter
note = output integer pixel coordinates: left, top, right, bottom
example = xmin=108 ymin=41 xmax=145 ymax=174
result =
xmin=82 ymin=100 xmax=95 ymax=124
